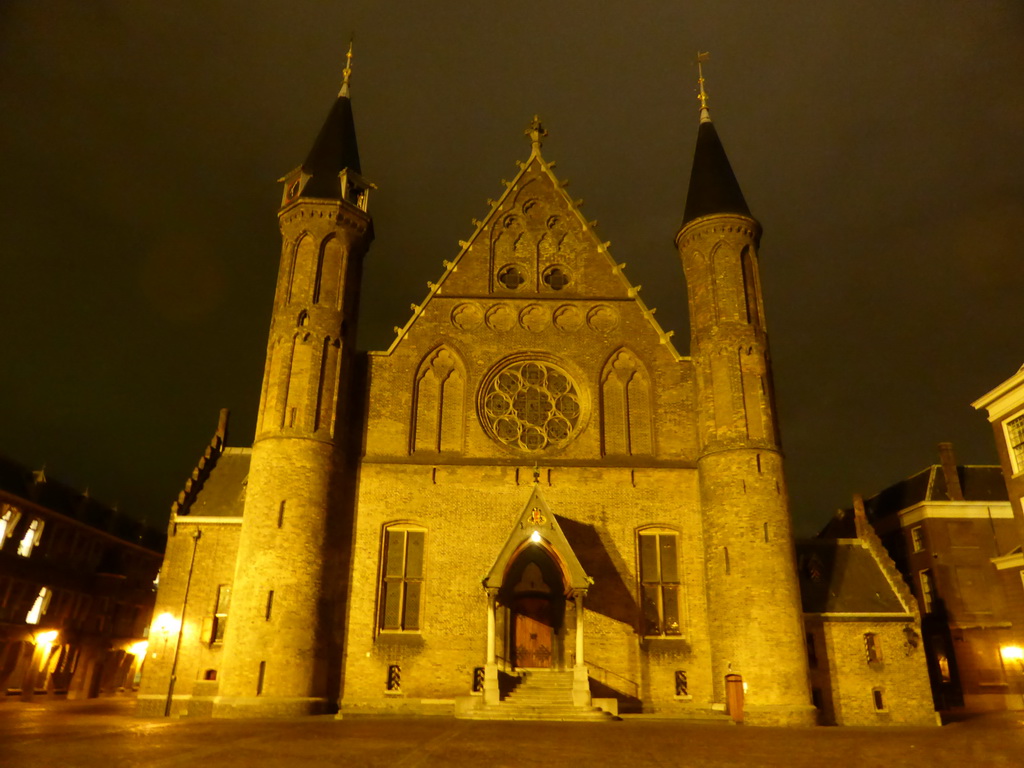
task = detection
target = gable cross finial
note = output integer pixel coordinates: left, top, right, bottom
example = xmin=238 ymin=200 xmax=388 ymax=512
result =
xmin=696 ymin=51 xmax=711 ymax=124
xmin=340 ymin=40 xmax=354 ymax=98
xmin=533 ymin=462 xmax=541 ymax=484
xmin=526 ymin=115 xmax=547 ymax=153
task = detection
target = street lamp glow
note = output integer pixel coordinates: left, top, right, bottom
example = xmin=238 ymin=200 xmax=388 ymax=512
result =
xmin=1001 ymin=646 xmax=1024 ymax=662
xmin=153 ymin=612 xmax=181 ymax=635
xmin=34 ymin=630 xmax=58 ymax=647
xmin=128 ymin=641 xmax=149 ymax=657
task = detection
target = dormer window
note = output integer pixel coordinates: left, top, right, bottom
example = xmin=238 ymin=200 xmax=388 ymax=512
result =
xmin=339 ymin=169 xmax=372 ymax=212
xmin=17 ymin=517 xmax=44 ymax=558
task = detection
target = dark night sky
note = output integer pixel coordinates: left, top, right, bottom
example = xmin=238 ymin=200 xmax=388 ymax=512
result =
xmin=2 ymin=2 xmax=1022 ymax=536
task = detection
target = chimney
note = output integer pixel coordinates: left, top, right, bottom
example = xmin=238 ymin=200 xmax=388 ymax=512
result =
xmin=852 ymin=493 xmax=868 ymax=538
xmin=216 ymin=408 xmax=230 ymax=449
xmin=938 ymin=442 xmax=964 ymax=501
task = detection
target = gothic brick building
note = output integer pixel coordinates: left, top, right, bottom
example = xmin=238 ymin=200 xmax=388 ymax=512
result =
xmin=137 ymin=54 xmax=935 ymax=725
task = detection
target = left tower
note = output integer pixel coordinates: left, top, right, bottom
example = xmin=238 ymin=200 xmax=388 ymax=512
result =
xmin=212 ymin=46 xmax=373 ymax=716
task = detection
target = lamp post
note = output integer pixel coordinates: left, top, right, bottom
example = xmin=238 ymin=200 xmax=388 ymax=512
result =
xmin=164 ymin=529 xmax=201 ymax=717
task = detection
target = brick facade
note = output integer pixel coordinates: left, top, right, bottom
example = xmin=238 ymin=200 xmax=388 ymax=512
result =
xmin=138 ymin=69 xmax=933 ymax=725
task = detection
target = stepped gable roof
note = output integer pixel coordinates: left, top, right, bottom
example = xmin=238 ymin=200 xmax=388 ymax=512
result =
xmin=797 ymin=538 xmax=906 ymax=614
xmin=180 ymin=447 xmax=251 ymax=518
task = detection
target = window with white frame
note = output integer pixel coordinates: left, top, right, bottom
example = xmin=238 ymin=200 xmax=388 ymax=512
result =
xmin=17 ymin=518 xmax=44 ymax=558
xmin=920 ymin=569 xmax=935 ymax=613
xmin=638 ymin=530 xmax=681 ymax=636
xmin=0 ymin=505 xmax=21 ymax=549
xmin=210 ymin=584 xmax=230 ymax=645
xmin=910 ymin=526 xmax=924 ymax=553
xmin=379 ymin=526 xmax=425 ymax=632
xmin=25 ymin=586 xmax=52 ymax=625
xmin=1005 ymin=413 xmax=1024 ymax=474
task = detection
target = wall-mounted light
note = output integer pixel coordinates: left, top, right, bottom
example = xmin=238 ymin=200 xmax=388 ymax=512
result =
xmin=34 ymin=629 xmax=58 ymax=648
xmin=530 ymin=530 xmax=541 ymax=544
xmin=128 ymin=641 xmax=149 ymax=657
xmin=153 ymin=612 xmax=181 ymax=635
xmin=1001 ymin=645 xmax=1024 ymax=663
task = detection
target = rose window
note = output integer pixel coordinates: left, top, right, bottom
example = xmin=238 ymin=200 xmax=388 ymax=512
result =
xmin=482 ymin=361 xmax=582 ymax=451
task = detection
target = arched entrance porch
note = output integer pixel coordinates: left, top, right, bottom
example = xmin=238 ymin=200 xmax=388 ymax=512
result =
xmin=501 ymin=546 xmax=566 ymax=670
xmin=481 ymin=486 xmax=593 ymax=708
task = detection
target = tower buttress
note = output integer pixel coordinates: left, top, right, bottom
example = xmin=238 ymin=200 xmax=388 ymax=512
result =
xmin=214 ymin=44 xmax=373 ymax=717
xmin=676 ymin=58 xmax=813 ymax=724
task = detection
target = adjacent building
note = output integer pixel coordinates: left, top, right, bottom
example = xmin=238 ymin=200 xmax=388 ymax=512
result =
xmin=800 ymin=496 xmax=936 ymax=726
xmin=138 ymin=54 xmax=936 ymax=725
xmin=823 ymin=443 xmax=1024 ymax=712
xmin=0 ymin=457 xmax=164 ymax=702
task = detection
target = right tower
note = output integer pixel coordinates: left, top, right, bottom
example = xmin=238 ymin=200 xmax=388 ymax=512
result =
xmin=675 ymin=61 xmax=814 ymax=724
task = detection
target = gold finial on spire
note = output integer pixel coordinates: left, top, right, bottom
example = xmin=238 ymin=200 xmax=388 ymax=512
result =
xmin=526 ymin=115 xmax=548 ymax=153
xmin=696 ymin=51 xmax=711 ymax=124
xmin=339 ymin=40 xmax=354 ymax=97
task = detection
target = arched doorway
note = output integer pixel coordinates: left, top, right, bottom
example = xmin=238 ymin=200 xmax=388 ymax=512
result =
xmin=501 ymin=546 xmax=566 ymax=670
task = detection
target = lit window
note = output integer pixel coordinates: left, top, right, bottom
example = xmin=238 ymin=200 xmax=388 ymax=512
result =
xmin=920 ymin=570 xmax=935 ymax=613
xmin=1006 ymin=413 xmax=1024 ymax=473
xmin=210 ymin=584 xmax=230 ymax=645
xmin=0 ymin=506 xmax=21 ymax=548
xmin=864 ymin=632 xmax=883 ymax=664
xmin=638 ymin=531 xmax=681 ymax=636
xmin=25 ymin=586 xmax=52 ymax=625
xmin=379 ymin=527 xmax=425 ymax=631
xmin=910 ymin=526 xmax=924 ymax=553
xmin=17 ymin=518 xmax=44 ymax=557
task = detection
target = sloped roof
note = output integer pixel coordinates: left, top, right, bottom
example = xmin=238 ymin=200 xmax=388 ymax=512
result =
xmin=483 ymin=484 xmax=591 ymax=593
xmin=177 ymin=447 xmax=250 ymax=518
xmin=377 ymin=127 xmax=682 ymax=360
xmin=797 ymin=538 xmax=907 ymax=614
xmin=867 ymin=465 xmax=1007 ymax=520
xmin=299 ymin=93 xmax=361 ymax=200
xmin=0 ymin=453 xmax=164 ymax=552
xmin=682 ymin=119 xmax=751 ymax=225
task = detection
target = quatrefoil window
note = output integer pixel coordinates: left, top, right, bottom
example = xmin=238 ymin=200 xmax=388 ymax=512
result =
xmin=481 ymin=361 xmax=582 ymax=452
xmin=542 ymin=266 xmax=570 ymax=291
xmin=497 ymin=265 xmax=525 ymax=290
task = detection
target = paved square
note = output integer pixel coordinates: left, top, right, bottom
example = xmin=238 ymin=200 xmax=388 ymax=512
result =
xmin=2 ymin=699 xmax=1023 ymax=767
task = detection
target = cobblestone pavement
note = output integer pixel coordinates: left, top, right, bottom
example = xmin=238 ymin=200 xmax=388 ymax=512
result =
xmin=2 ymin=698 xmax=1023 ymax=768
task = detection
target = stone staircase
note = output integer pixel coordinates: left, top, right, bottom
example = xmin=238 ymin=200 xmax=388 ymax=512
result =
xmin=463 ymin=670 xmax=618 ymax=721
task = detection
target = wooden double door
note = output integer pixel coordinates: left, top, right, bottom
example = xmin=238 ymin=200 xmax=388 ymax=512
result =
xmin=513 ymin=595 xmax=554 ymax=668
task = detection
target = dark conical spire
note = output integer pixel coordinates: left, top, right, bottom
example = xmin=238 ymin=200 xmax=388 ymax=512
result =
xmin=299 ymin=43 xmax=361 ymax=199
xmin=681 ymin=55 xmax=750 ymax=225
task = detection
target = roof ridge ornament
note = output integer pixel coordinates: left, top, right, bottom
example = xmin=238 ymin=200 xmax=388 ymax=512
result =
xmin=696 ymin=51 xmax=711 ymax=124
xmin=339 ymin=40 xmax=354 ymax=98
xmin=526 ymin=115 xmax=547 ymax=155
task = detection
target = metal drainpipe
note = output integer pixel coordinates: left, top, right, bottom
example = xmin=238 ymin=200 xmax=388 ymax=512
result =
xmin=164 ymin=529 xmax=201 ymax=717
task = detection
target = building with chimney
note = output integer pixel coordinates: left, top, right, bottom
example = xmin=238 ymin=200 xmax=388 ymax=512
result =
xmin=137 ymin=52 xmax=935 ymax=725
xmin=822 ymin=443 xmax=1023 ymax=712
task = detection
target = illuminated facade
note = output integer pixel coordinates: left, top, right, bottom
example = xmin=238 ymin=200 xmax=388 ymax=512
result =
xmin=138 ymin=55 xmax=936 ymax=725
xmin=0 ymin=457 xmax=163 ymax=702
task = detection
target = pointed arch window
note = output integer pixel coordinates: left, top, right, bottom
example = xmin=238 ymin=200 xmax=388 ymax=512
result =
xmin=638 ymin=529 xmax=681 ymax=637
xmin=379 ymin=526 xmax=426 ymax=632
